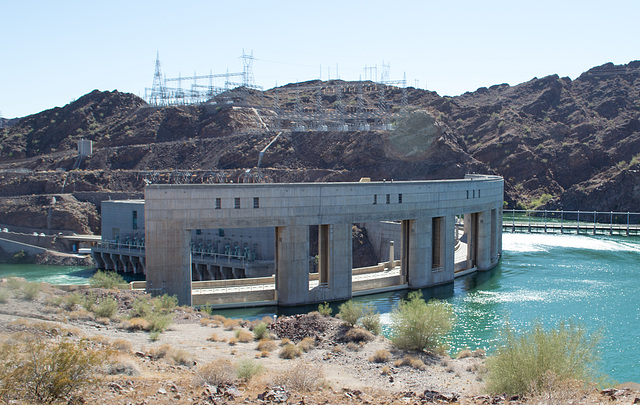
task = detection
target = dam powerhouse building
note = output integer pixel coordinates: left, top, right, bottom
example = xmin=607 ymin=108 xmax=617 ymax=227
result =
xmin=93 ymin=174 xmax=503 ymax=307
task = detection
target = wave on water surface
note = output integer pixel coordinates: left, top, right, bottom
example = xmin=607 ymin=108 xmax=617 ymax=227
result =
xmin=503 ymin=233 xmax=640 ymax=253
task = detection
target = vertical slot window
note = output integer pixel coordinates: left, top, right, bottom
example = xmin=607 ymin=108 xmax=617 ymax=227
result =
xmin=234 ymin=198 xmax=241 ymax=209
xmin=215 ymin=198 xmax=221 ymax=209
xmin=386 ymin=194 xmax=390 ymax=204
xmin=253 ymin=197 xmax=259 ymax=209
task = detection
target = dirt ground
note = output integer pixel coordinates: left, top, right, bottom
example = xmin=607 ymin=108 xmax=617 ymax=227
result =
xmin=0 ymin=281 xmax=638 ymax=404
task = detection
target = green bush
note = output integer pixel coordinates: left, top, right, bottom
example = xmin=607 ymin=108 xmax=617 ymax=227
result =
xmin=337 ymin=299 xmax=364 ymax=327
xmin=486 ymin=320 xmax=602 ymax=396
xmin=93 ymin=296 xmax=118 ymax=318
xmin=129 ymin=296 xmax=153 ymax=319
xmin=155 ymin=294 xmax=178 ymax=313
xmin=252 ymin=322 xmax=269 ymax=340
xmin=390 ymin=291 xmax=453 ymax=353
xmin=200 ymin=304 xmax=213 ymax=316
xmin=360 ymin=303 xmax=381 ymax=335
xmin=318 ymin=302 xmax=332 ymax=317
xmin=147 ymin=313 xmax=172 ymax=333
xmin=236 ymin=358 xmax=264 ymax=381
xmin=0 ymin=339 xmax=103 ymax=404
xmin=89 ymin=270 xmax=126 ymax=289
xmin=23 ymin=282 xmax=42 ymax=301
xmin=279 ymin=343 xmax=301 ymax=359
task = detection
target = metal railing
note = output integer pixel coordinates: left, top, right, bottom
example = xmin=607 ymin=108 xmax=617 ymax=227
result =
xmin=503 ymin=209 xmax=640 ymax=236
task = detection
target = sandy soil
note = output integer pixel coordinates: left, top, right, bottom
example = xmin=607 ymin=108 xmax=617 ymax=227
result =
xmin=0 ymin=281 xmax=638 ymax=404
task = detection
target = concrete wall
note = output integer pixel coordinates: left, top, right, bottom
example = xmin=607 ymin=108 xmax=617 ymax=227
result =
xmin=145 ymin=175 xmax=504 ymax=306
xmin=101 ymin=200 xmax=145 ymax=241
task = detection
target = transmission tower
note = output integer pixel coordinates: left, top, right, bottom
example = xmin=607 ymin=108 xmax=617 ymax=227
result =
xmin=242 ymin=49 xmax=256 ymax=88
xmin=381 ymin=61 xmax=391 ymax=82
xmin=150 ymin=51 xmax=166 ymax=106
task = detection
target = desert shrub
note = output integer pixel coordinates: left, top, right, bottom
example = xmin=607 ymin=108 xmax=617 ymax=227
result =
xmin=89 ymin=270 xmax=126 ymax=289
xmin=380 ymin=366 xmax=390 ymax=375
xmin=129 ymin=296 xmax=153 ymax=319
xmin=5 ymin=277 xmax=24 ymax=290
xmin=318 ymin=302 xmax=333 ymax=317
xmin=297 ymin=337 xmax=316 ymax=352
xmin=121 ymin=317 xmax=150 ymax=331
xmin=63 ymin=292 xmax=84 ymax=310
xmin=147 ymin=313 xmax=172 ymax=333
xmin=195 ymin=359 xmax=237 ymax=386
xmin=155 ymin=294 xmax=178 ymax=313
xmin=236 ymin=358 xmax=264 ymax=381
xmin=390 ymin=291 xmax=453 ymax=353
xmin=360 ymin=304 xmax=381 ymax=335
xmin=280 ymin=338 xmax=291 ymax=346
xmin=0 ymin=339 xmax=103 ymax=404
xmin=22 ymin=282 xmax=41 ymax=300
xmin=369 ymin=349 xmax=391 ymax=363
xmin=200 ymin=317 xmax=213 ymax=327
xmin=200 ymin=304 xmax=213 ymax=316
xmin=93 ymin=296 xmax=118 ymax=318
xmin=227 ymin=337 xmax=238 ymax=346
xmin=473 ymin=348 xmax=486 ymax=358
xmin=486 ymin=320 xmax=602 ymax=396
xmin=212 ymin=314 xmax=227 ymax=326
xmin=345 ymin=327 xmax=374 ymax=343
xmin=394 ymin=355 xmax=426 ymax=370
xmin=0 ymin=288 xmax=9 ymax=303
xmin=149 ymin=331 xmax=160 ymax=341
xmin=337 ymin=299 xmax=363 ymax=326
xmin=252 ymin=322 xmax=269 ymax=340
xmin=235 ymin=329 xmax=254 ymax=343
xmin=111 ymin=339 xmax=133 ymax=353
xmin=80 ymin=291 xmax=95 ymax=311
xmin=346 ymin=342 xmax=362 ymax=351
xmin=457 ymin=349 xmax=473 ymax=359
xmin=223 ymin=318 xmax=240 ymax=331
xmin=279 ymin=343 xmax=301 ymax=359
xmin=167 ymin=348 xmax=194 ymax=366
xmin=67 ymin=309 xmax=95 ymax=321
xmin=103 ymin=354 xmax=140 ymax=376
xmin=257 ymin=339 xmax=277 ymax=352
xmin=272 ymin=361 xmax=324 ymax=391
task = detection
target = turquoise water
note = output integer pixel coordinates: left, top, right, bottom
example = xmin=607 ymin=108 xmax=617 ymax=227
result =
xmin=0 ymin=264 xmax=143 ymax=284
xmin=1 ymin=233 xmax=638 ymax=383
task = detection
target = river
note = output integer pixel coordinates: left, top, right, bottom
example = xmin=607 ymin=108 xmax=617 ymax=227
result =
xmin=1 ymin=233 xmax=638 ymax=383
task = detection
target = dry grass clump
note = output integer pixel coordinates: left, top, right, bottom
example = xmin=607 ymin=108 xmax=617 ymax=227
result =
xmin=256 ymin=339 xmax=277 ymax=352
xmin=211 ymin=314 xmax=227 ymax=326
xmin=21 ymin=282 xmax=42 ymax=301
xmin=297 ymin=337 xmax=316 ymax=352
xmin=394 ymin=355 xmax=426 ymax=370
xmin=252 ymin=322 xmax=269 ymax=340
xmin=457 ymin=349 xmax=473 ymax=359
xmin=346 ymin=342 xmax=362 ymax=352
xmin=473 ymin=348 xmax=486 ymax=358
xmin=207 ymin=333 xmax=220 ymax=342
xmin=235 ymin=329 xmax=254 ymax=343
xmin=223 ymin=318 xmax=240 ymax=331
xmin=279 ymin=343 xmax=302 ymax=359
xmin=369 ymin=349 xmax=391 ymax=363
xmin=200 ymin=317 xmax=213 ymax=327
xmin=280 ymin=338 xmax=291 ymax=346
xmin=111 ymin=339 xmax=133 ymax=353
xmin=103 ymin=354 xmax=140 ymax=376
xmin=67 ymin=309 xmax=95 ymax=321
xmin=147 ymin=344 xmax=195 ymax=366
xmin=194 ymin=358 xmax=237 ymax=386
xmin=271 ymin=361 xmax=324 ymax=391
xmin=260 ymin=351 xmax=270 ymax=358
xmin=120 ymin=317 xmax=151 ymax=331
xmin=345 ymin=327 xmax=374 ymax=343
xmin=227 ymin=337 xmax=239 ymax=346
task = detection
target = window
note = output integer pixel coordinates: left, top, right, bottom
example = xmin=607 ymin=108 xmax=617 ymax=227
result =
xmin=478 ymin=189 xmax=481 ymax=198
xmin=219 ymin=229 xmax=225 ymax=237
xmin=234 ymin=197 xmax=241 ymax=209
xmin=373 ymin=195 xmax=377 ymax=205
xmin=132 ymin=210 xmax=138 ymax=230
xmin=386 ymin=194 xmax=390 ymax=204
xmin=398 ymin=193 xmax=403 ymax=204
xmin=196 ymin=229 xmax=202 ymax=235
xmin=466 ymin=190 xmax=469 ymax=199
xmin=472 ymin=190 xmax=475 ymax=198
xmin=253 ymin=197 xmax=259 ymax=209
xmin=215 ymin=198 xmax=221 ymax=209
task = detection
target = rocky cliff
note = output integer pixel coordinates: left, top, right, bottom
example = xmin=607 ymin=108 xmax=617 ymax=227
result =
xmin=1 ymin=61 xmax=639 ymax=234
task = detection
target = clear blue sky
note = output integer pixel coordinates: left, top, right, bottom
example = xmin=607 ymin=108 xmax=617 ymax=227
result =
xmin=1 ymin=0 xmax=639 ymax=118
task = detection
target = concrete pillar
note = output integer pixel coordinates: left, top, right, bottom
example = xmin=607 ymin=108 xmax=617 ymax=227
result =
xmin=275 ymin=225 xmax=310 ymax=306
xmin=476 ymin=210 xmax=493 ymax=270
xmin=406 ymin=218 xmax=431 ymax=288
xmin=387 ymin=241 xmax=395 ymax=270
xmin=325 ymin=223 xmax=352 ymax=301
xmin=441 ymin=214 xmax=456 ymax=283
xmin=464 ymin=213 xmax=476 ymax=266
xmin=146 ymin=222 xmax=192 ymax=306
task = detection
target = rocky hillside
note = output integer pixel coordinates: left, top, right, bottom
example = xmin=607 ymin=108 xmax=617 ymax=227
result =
xmin=1 ymin=61 xmax=639 ymax=234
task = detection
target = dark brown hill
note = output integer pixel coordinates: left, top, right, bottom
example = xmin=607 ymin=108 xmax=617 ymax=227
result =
xmin=1 ymin=61 xmax=640 ymax=234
